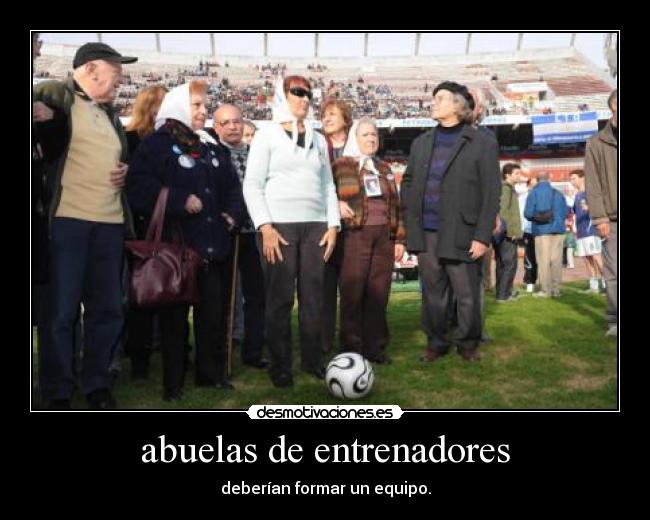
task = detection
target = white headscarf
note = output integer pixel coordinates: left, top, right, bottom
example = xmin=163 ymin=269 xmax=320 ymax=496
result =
xmin=155 ymin=83 xmax=192 ymax=130
xmin=154 ymin=83 xmax=215 ymax=145
xmin=272 ymin=75 xmax=315 ymax=156
xmin=342 ymin=119 xmax=381 ymax=176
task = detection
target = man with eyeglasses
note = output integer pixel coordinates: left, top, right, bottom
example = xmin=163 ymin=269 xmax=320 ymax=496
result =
xmin=210 ymin=104 xmax=269 ymax=369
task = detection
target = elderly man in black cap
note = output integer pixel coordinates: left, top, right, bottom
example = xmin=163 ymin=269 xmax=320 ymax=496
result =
xmin=401 ymin=81 xmax=500 ymax=363
xmin=33 ymin=43 xmax=138 ymax=409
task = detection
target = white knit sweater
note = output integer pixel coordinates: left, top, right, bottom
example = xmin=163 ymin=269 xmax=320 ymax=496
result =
xmin=243 ymin=123 xmax=341 ymax=229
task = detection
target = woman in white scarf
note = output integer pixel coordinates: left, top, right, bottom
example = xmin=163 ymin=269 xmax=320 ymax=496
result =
xmin=243 ymin=75 xmax=340 ymax=387
xmin=332 ymin=117 xmax=406 ymax=365
xmin=127 ymin=81 xmax=245 ymax=401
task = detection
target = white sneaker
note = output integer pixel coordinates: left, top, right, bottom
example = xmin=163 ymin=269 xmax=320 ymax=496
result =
xmin=526 ymin=284 xmax=534 ymax=293
xmin=605 ymin=325 xmax=617 ymax=337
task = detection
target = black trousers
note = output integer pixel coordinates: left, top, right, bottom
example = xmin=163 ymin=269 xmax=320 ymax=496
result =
xmin=321 ymin=236 xmax=344 ymax=353
xmin=124 ymin=306 xmax=154 ymax=374
xmin=523 ymin=233 xmax=538 ymax=285
xmin=158 ymin=305 xmax=189 ymax=394
xmin=236 ymin=233 xmax=266 ymax=363
xmin=260 ymin=222 xmax=327 ymax=381
xmin=418 ymin=231 xmax=481 ymax=352
xmin=193 ymin=260 xmax=230 ymax=385
xmin=495 ymin=238 xmax=519 ymax=300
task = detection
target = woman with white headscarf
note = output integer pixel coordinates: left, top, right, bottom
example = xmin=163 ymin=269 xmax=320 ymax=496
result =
xmin=126 ymin=81 xmax=244 ymax=402
xmin=333 ymin=117 xmax=406 ymax=365
xmin=244 ymin=75 xmax=340 ymax=388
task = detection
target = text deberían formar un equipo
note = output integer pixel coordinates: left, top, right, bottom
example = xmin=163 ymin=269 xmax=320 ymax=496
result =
xmin=222 ymin=481 xmax=432 ymax=497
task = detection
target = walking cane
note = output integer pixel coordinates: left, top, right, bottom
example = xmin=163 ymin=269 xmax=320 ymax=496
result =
xmin=227 ymin=233 xmax=240 ymax=378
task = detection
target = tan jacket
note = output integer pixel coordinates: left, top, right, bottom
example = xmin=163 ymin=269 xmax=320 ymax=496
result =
xmin=584 ymin=121 xmax=617 ymax=224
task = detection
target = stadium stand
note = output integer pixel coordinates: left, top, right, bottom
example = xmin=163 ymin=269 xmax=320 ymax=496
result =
xmin=35 ymin=45 xmax=613 ymax=120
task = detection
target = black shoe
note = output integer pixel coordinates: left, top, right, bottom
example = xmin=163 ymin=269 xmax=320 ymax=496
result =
xmin=243 ymin=358 xmax=270 ymax=369
xmin=163 ymin=389 xmax=182 ymax=402
xmin=271 ymin=374 xmax=294 ymax=388
xmin=45 ymin=399 xmax=71 ymax=410
xmin=87 ymin=389 xmax=116 ymax=410
xmin=215 ymin=380 xmax=235 ymax=390
xmin=305 ymin=366 xmax=326 ymax=380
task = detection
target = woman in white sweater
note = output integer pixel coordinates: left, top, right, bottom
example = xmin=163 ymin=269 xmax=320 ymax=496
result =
xmin=243 ymin=75 xmax=340 ymax=388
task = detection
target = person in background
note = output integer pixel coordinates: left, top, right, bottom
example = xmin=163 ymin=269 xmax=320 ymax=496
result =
xmin=242 ymin=120 xmax=257 ymax=145
xmin=495 ymin=163 xmax=522 ymax=302
xmin=518 ymin=173 xmax=539 ymax=293
xmin=320 ymin=97 xmax=353 ymax=354
xmin=122 ymin=85 xmax=168 ymax=380
xmin=570 ymin=170 xmax=604 ymax=293
xmin=211 ymin=103 xmax=268 ymax=369
xmin=524 ymin=171 xmax=569 ymax=298
xmin=584 ymin=90 xmax=617 ymax=337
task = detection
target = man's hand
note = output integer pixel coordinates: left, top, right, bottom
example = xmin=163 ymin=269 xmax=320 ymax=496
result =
xmin=596 ymin=222 xmax=611 ymax=240
xmin=320 ymin=227 xmax=338 ymax=262
xmin=184 ymin=194 xmax=203 ymax=214
xmin=469 ymin=240 xmax=488 ymax=260
xmin=492 ymin=215 xmax=502 ymax=236
xmin=339 ymin=200 xmax=355 ymax=219
xmin=110 ymin=162 xmax=128 ymax=188
xmin=394 ymin=244 xmax=405 ymax=263
xmin=33 ymin=101 xmax=54 ymax=123
xmin=261 ymin=224 xmax=289 ymax=264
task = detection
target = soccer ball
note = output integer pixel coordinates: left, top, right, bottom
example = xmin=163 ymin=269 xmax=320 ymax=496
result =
xmin=325 ymin=352 xmax=374 ymax=400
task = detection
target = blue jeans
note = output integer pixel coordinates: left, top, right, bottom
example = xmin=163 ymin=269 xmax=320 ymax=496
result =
xmin=38 ymin=218 xmax=125 ymax=400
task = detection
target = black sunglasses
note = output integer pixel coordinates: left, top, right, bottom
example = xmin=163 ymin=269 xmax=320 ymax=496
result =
xmin=289 ymin=86 xmax=313 ymax=100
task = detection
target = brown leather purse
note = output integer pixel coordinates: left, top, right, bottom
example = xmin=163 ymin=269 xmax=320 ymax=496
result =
xmin=125 ymin=187 xmax=203 ymax=308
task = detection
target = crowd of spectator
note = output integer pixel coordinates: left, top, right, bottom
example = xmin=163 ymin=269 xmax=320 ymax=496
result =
xmin=36 ymin=60 xmax=590 ymax=119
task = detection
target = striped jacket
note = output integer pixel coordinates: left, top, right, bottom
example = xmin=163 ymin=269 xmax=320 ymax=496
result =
xmin=332 ymin=156 xmax=406 ymax=243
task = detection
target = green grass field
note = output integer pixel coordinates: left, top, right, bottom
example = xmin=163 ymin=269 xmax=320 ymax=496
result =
xmin=31 ymin=280 xmax=617 ymax=410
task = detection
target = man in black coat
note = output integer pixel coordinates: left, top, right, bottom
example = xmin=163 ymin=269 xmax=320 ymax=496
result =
xmin=401 ymin=81 xmax=500 ymax=362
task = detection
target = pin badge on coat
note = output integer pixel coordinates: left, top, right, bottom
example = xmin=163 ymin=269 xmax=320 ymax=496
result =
xmin=212 ymin=158 xmax=219 ymax=168
xmin=179 ymin=154 xmax=196 ymax=169
xmin=172 ymin=144 xmax=182 ymax=155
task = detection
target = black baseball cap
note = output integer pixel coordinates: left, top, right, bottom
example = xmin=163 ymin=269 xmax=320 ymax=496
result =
xmin=432 ymin=81 xmax=475 ymax=111
xmin=73 ymin=42 xmax=138 ymax=69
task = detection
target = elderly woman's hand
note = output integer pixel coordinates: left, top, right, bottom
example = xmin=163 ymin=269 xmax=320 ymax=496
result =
xmin=261 ymin=224 xmax=289 ymax=264
xmin=339 ymin=201 xmax=355 ymax=219
xmin=184 ymin=194 xmax=203 ymax=214
xmin=320 ymin=227 xmax=338 ymax=262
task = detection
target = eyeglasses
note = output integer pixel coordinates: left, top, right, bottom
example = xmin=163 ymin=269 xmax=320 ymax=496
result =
xmin=289 ymin=87 xmax=313 ymax=101
xmin=218 ymin=118 xmax=243 ymax=127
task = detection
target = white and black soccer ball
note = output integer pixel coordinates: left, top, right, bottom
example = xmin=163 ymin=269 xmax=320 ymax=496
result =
xmin=325 ymin=352 xmax=374 ymax=400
